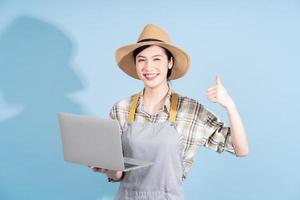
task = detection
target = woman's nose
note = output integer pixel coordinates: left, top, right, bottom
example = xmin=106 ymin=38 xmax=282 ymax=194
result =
xmin=144 ymin=60 xmax=154 ymax=71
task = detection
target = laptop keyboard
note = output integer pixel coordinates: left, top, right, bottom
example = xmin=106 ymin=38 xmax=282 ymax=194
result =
xmin=124 ymin=162 xmax=138 ymax=169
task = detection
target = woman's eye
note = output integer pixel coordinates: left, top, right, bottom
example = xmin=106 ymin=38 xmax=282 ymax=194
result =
xmin=137 ymin=59 xmax=145 ymax=62
xmin=154 ymin=58 xmax=160 ymax=61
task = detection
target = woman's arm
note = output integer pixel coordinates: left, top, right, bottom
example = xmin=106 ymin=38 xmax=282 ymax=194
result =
xmin=224 ymin=102 xmax=249 ymax=156
xmin=206 ymin=74 xmax=249 ymax=157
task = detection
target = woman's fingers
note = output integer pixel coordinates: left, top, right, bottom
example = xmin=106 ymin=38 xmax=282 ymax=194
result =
xmin=100 ymin=168 xmax=108 ymax=173
xmin=207 ymin=87 xmax=217 ymax=95
xmin=89 ymin=167 xmax=124 ymax=180
xmin=207 ymin=89 xmax=217 ymax=101
xmin=207 ymin=90 xmax=217 ymax=99
xmin=207 ymin=90 xmax=216 ymax=96
xmin=89 ymin=166 xmax=108 ymax=173
xmin=89 ymin=166 xmax=123 ymax=179
xmin=207 ymin=86 xmax=216 ymax=92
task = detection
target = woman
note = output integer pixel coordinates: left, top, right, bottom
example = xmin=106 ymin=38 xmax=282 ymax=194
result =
xmin=90 ymin=24 xmax=249 ymax=199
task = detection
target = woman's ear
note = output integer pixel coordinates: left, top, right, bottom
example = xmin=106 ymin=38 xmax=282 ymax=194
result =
xmin=168 ymin=57 xmax=174 ymax=69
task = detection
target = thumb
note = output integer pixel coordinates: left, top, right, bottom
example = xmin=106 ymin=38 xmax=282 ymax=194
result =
xmin=216 ymin=74 xmax=222 ymax=85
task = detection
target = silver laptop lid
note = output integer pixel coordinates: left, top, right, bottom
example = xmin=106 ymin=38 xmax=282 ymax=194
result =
xmin=58 ymin=112 xmax=125 ymax=171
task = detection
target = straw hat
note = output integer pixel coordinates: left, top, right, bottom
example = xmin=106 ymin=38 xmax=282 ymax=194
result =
xmin=115 ymin=24 xmax=190 ymax=80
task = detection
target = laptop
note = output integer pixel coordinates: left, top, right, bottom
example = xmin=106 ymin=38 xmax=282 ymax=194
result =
xmin=57 ymin=112 xmax=154 ymax=172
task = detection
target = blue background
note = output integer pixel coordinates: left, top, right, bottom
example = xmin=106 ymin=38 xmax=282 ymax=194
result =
xmin=0 ymin=0 xmax=299 ymax=199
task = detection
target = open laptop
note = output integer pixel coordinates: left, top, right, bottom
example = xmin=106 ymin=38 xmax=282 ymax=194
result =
xmin=58 ymin=112 xmax=154 ymax=171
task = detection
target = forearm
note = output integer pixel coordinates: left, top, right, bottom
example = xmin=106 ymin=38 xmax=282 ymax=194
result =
xmin=225 ymin=102 xmax=249 ymax=156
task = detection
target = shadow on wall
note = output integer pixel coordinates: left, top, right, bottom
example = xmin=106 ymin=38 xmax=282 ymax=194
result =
xmin=0 ymin=16 xmax=116 ymax=200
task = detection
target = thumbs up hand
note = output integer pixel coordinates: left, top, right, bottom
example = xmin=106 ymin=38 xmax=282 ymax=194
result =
xmin=206 ymin=74 xmax=235 ymax=109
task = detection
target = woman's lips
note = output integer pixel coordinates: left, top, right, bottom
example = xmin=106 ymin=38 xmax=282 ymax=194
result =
xmin=144 ymin=73 xmax=159 ymax=81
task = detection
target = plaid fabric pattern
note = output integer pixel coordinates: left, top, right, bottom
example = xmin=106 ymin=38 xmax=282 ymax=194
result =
xmin=109 ymin=86 xmax=236 ymax=180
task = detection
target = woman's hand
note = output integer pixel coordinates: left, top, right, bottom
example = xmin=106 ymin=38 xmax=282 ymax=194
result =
xmin=206 ymin=74 xmax=235 ymax=109
xmin=89 ymin=166 xmax=124 ymax=181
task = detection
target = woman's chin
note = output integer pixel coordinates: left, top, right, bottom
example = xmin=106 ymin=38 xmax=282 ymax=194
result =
xmin=142 ymin=79 xmax=166 ymax=89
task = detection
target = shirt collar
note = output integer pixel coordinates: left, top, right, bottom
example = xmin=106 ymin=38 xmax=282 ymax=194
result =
xmin=137 ymin=85 xmax=173 ymax=114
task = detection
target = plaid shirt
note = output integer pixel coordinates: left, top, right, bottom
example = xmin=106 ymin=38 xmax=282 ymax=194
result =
xmin=109 ymin=86 xmax=236 ymax=181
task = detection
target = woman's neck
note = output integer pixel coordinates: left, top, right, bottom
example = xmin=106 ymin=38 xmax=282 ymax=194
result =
xmin=142 ymin=82 xmax=169 ymax=115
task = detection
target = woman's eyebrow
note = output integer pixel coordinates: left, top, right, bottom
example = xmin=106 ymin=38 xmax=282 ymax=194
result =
xmin=137 ymin=54 xmax=162 ymax=58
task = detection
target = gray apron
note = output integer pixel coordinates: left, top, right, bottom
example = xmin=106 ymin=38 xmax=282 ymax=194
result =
xmin=114 ymin=92 xmax=184 ymax=200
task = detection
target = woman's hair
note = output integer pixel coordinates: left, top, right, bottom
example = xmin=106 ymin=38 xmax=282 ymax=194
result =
xmin=132 ymin=45 xmax=174 ymax=80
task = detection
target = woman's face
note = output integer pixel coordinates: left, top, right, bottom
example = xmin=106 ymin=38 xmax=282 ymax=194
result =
xmin=135 ymin=45 xmax=173 ymax=89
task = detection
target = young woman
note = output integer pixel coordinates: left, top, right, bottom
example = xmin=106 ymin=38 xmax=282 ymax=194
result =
xmin=90 ymin=24 xmax=249 ymax=200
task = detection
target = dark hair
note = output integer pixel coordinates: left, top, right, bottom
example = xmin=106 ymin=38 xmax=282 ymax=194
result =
xmin=132 ymin=45 xmax=174 ymax=80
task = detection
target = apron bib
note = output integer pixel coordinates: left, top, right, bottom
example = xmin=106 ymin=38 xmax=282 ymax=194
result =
xmin=114 ymin=92 xmax=184 ymax=200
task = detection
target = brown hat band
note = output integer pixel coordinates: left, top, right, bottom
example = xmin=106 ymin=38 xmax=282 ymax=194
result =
xmin=138 ymin=38 xmax=165 ymax=43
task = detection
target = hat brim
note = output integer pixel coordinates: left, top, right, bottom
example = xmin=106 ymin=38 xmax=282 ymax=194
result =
xmin=115 ymin=41 xmax=190 ymax=80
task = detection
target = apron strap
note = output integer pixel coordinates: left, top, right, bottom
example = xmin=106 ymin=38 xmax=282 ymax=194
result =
xmin=127 ymin=90 xmax=178 ymax=123
xmin=168 ymin=92 xmax=178 ymax=123
xmin=128 ymin=93 xmax=140 ymax=123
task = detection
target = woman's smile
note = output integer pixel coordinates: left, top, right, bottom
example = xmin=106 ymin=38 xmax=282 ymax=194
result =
xmin=143 ymin=73 xmax=160 ymax=81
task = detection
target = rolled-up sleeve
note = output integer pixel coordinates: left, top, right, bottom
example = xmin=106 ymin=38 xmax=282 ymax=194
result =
xmin=109 ymin=104 xmax=123 ymax=134
xmin=202 ymin=107 xmax=236 ymax=155
xmin=109 ymin=104 xmax=117 ymax=120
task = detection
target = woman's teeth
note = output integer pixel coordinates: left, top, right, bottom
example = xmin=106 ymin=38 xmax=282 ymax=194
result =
xmin=145 ymin=74 xmax=157 ymax=77
xmin=144 ymin=73 xmax=159 ymax=80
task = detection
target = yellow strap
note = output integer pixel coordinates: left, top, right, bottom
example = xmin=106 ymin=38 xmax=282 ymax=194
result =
xmin=128 ymin=91 xmax=178 ymax=123
xmin=128 ymin=93 xmax=140 ymax=122
xmin=168 ymin=92 xmax=178 ymax=123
